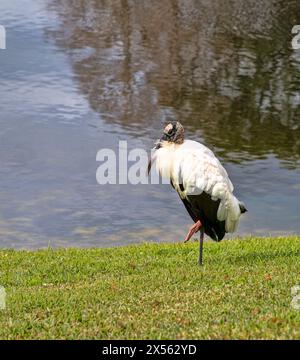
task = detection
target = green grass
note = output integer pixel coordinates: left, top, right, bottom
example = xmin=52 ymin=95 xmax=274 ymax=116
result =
xmin=0 ymin=236 xmax=300 ymax=339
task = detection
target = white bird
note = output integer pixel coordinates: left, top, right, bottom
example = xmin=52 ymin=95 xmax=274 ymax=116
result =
xmin=148 ymin=121 xmax=247 ymax=265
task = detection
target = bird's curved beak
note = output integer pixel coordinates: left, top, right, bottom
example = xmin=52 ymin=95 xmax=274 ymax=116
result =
xmin=159 ymin=132 xmax=170 ymax=143
xmin=153 ymin=133 xmax=169 ymax=150
xmin=154 ymin=140 xmax=161 ymax=150
xmin=147 ymin=157 xmax=153 ymax=176
xmin=147 ymin=139 xmax=161 ymax=176
xmin=147 ymin=133 xmax=169 ymax=175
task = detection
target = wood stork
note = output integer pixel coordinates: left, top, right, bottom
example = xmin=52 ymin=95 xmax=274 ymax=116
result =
xmin=148 ymin=121 xmax=247 ymax=265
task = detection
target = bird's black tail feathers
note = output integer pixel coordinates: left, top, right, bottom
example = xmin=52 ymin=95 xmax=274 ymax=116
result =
xmin=204 ymin=221 xmax=226 ymax=242
xmin=239 ymin=202 xmax=247 ymax=214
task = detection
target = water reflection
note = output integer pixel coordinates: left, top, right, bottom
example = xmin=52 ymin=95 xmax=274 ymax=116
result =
xmin=48 ymin=0 xmax=300 ymax=164
xmin=0 ymin=0 xmax=300 ymax=249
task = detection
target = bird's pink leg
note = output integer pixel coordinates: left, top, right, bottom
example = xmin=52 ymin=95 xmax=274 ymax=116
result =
xmin=184 ymin=220 xmax=202 ymax=243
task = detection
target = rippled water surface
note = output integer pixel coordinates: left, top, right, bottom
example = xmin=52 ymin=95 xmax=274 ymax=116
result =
xmin=1 ymin=0 xmax=300 ymax=248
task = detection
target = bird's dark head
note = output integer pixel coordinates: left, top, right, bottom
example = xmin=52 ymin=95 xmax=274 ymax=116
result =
xmin=155 ymin=121 xmax=184 ymax=148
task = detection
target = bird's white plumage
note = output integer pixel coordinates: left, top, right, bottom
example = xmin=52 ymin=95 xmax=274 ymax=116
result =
xmin=155 ymin=140 xmax=242 ymax=232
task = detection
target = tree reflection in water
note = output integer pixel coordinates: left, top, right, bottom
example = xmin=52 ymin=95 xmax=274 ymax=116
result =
xmin=47 ymin=0 xmax=300 ymax=167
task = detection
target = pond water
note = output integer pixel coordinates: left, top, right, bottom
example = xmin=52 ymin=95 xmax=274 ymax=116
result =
xmin=0 ymin=0 xmax=300 ymax=248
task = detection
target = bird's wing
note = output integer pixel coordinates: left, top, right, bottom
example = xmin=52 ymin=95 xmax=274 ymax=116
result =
xmin=175 ymin=140 xmax=233 ymax=192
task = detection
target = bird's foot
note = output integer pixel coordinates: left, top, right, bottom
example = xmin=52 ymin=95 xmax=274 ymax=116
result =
xmin=184 ymin=220 xmax=202 ymax=243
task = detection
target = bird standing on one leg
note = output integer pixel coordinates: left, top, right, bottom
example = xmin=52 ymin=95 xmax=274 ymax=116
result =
xmin=148 ymin=121 xmax=247 ymax=265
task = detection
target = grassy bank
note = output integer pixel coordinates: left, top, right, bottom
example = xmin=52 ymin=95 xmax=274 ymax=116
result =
xmin=0 ymin=236 xmax=300 ymax=339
